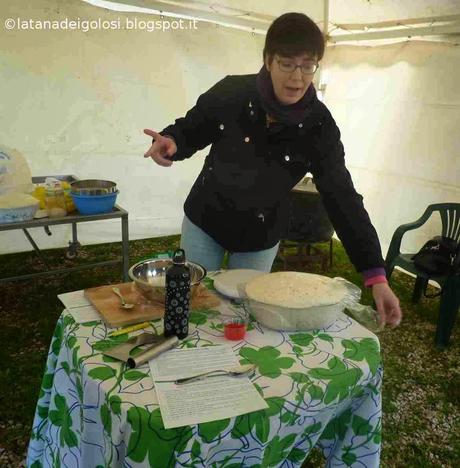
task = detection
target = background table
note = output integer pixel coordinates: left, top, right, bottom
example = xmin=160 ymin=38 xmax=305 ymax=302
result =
xmin=0 ymin=205 xmax=129 ymax=283
xmin=27 ymin=281 xmax=382 ymax=467
xmin=0 ymin=175 xmax=129 ymax=283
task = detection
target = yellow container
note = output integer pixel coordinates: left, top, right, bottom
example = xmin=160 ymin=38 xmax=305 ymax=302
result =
xmin=45 ymin=184 xmax=67 ymax=218
xmin=32 ymin=185 xmax=47 ymax=209
xmin=62 ymin=182 xmax=76 ymax=213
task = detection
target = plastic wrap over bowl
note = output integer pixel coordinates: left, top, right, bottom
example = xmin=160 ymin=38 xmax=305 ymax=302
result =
xmin=246 ymin=298 xmax=345 ymax=331
xmin=245 ymin=276 xmax=381 ymax=331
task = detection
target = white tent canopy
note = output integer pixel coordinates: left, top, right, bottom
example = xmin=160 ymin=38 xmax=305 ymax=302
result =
xmin=85 ymin=0 xmax=460 ymax=40
xmin=85 ymin=0 xmax=460 ymax=24
xmin=0 ymin=0 xmax=459 ymax=259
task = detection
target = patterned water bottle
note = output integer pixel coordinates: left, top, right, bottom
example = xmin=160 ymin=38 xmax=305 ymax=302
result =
xmin=164 ymin=249 xmax=191 ymax=339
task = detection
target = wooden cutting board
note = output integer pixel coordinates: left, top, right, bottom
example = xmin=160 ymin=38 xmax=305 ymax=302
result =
xmin=84 ymin=282 xmax=220 ymax=328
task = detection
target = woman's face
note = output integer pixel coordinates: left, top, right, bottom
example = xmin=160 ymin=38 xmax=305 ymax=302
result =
xmin=265 ymin=53 xmax=318 ymax=105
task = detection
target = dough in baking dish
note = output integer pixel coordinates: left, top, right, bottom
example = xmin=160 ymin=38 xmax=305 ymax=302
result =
xmin=245 ymin=271 xmax=348 ymax=309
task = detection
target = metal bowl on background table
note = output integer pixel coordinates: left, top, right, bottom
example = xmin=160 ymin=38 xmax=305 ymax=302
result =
xmin=128 ymin=258 xmax=207 ymax=302
xmin=70 ymin=179 xmax=117 ymax=195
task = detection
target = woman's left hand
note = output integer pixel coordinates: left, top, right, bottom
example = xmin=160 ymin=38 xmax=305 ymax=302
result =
xmin=371 ymin=283 xmax=402 ymax=327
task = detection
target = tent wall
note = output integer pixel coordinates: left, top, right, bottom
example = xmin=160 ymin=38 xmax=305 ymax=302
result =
xmin=321 ymin=42 xmax=460 ymax=254
xmin=1 ymin=0 xmax=459 ymax=260
xmin=0 ymin=0 xmax=264 ymax=254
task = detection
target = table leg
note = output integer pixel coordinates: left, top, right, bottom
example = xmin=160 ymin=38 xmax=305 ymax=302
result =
xmin=72 ymin=222 xmax=77 ymax=243
xmin=66 ymin=222 xmax=81 ymax=259
xmin=22 ymin=228 xmax=50 ymax=269
xmin=121 ymin=214 xmax=129 ymax=281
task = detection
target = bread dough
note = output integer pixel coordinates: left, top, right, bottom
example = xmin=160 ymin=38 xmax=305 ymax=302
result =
xmin=245 ymin=271 xmax=348 ymax=308
xmin=0 ymin=145 xmax=33 ymax=195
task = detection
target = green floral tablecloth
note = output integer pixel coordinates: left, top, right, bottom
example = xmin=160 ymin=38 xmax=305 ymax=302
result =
xmin=27 ymin=281 xmax=382 ymax=467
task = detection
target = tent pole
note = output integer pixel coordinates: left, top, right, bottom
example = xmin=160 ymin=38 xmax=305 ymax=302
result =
xmin=323 ymin=0 xmax=329 ymax=38
xmin=317 ymin=0 xmax=329 ymax=101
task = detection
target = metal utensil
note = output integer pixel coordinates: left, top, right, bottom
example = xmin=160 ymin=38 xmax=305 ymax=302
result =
xmin=112 ymin=287 xmax=134 ymax=309
xmin=102 ymin=332 xmax=160 ymax=361
xmin=174 ymin=364 xmax=256 ymax=385
xmin=127 ymin=336 xmax=179 ymax=369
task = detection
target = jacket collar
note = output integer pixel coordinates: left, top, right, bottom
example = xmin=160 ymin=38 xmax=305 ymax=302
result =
xmin=245 ymin=74 xmax=326 ymax=130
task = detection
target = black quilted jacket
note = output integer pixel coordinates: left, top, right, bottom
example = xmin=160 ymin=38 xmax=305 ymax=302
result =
xmin=160 ymin=74 xmax=385 ymax=272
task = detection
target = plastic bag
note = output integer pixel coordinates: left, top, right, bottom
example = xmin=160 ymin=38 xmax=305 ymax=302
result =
xmin=0 ymin=144 xmax=33 ymax=196
xmin=332 ymin=277 xmax=384 ymax=333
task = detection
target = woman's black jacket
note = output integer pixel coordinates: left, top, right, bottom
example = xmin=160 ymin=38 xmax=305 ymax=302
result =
xmin=160 ymin=74 xmax=385 ymax=272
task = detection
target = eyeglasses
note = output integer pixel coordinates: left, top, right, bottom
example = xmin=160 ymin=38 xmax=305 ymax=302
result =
xmin=276 ymin=59 xmax=319 ymax=75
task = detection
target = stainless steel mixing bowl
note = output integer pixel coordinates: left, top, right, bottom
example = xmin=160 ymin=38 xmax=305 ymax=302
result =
xmin=128 ymin=258 xmax=207 ymax=302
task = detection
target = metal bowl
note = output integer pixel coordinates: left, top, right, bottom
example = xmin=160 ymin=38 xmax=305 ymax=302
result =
xmin=70 ymin=179 xmax=117 ymax=196
xmin=128 ymin=258 xmax=207 ymax=302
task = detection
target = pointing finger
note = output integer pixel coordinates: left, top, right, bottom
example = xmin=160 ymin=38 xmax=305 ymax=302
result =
xmin=144 ymin=128 xmax=161 ymax=140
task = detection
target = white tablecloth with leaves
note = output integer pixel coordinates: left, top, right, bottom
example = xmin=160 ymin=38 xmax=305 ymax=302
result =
xmin=27 ymin=280 xmax=382 ymax=468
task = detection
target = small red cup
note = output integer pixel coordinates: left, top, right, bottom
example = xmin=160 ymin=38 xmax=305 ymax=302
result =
xmin=223 ymin=319 xmax=247 ymax=341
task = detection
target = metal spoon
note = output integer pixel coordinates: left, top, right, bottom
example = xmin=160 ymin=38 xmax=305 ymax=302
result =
xmin=174 ymin=364 xmax=256 ymax=385
xmin=112 ymin=287 xmax=134 ymax=309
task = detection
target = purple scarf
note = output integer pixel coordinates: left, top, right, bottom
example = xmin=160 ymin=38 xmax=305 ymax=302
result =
xmin=256 ymin=65 xmax=316 ymax=126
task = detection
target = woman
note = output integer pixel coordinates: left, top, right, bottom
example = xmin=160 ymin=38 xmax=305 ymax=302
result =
xmin=144 ymin=12 xmax=402 ymax=327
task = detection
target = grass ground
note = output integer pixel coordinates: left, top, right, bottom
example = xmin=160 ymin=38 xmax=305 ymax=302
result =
xmin=0 ymin=236 xmax=458 ymax=467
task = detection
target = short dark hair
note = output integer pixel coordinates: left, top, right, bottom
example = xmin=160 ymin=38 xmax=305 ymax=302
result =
xmin=263 ymin=12 xmax=325 ymax=63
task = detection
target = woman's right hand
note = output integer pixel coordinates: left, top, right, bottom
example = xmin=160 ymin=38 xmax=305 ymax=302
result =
xmin=143 ymin=129 xmax=177 ymax=167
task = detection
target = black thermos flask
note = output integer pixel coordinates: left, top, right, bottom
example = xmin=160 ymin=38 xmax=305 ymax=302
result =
xmin=164 ymin=249 xmax=191 ymax=339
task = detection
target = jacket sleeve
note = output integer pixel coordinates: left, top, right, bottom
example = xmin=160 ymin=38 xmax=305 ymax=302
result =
xmin=159 ymin=76 xmax=231 ymax=161
xmin=311 ymin=117 xmax=385 ymax=272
